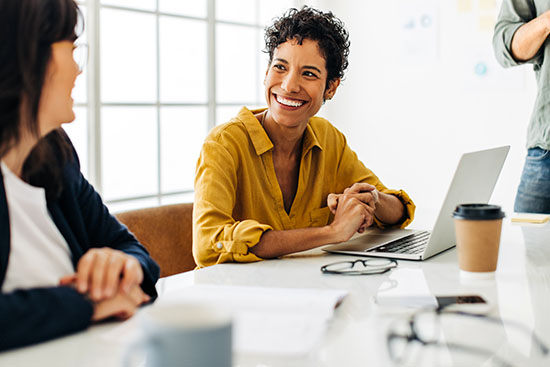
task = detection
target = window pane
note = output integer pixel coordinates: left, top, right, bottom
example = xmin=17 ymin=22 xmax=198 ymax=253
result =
xmin=73 ymin=5 xmax=87 ymax=104
xmin=107 ymin=198 xmax=160 ymax=214
xmin=160 ymin=17 xmax=207 ymax=103
xmin=101 ymin=0 xmax=155 ymax=11
xmin=216 ymin=0 xmax=256 ymax=24
xmin=160 ymin=107 xmax=207 ymax=192
xmin=257 ymin=28 xmax=268 ymax=103
xmin=62 ymin=107 xmax=88 ymax=178
xmin=101 ymin=9 xmax=156 ymax=103
xmin=216 ymin=105 xmax=264 ymax=127
xmin=160 ymin=192 xmax=195 ymax=206
xmin=216 ymin=106 xmax=241 ymax=126
xmin=73 ymin=70 xmax=87 ymax=105
xmin=259 ymin=0 xmax=296 ymax=26
xmin=216 ymin=24 xmax=259 ymax=103
xmin=159 ymin=0 xmax=206 ymax=17
xmin=101 ymin=107 xmax=158 ymax=201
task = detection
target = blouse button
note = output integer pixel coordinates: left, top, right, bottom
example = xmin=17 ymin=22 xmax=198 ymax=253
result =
xmin=216 ymin=242 xmax=223 ymax=249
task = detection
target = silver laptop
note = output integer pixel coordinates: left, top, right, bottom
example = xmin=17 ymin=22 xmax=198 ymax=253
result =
xmin=323 ymin=146 xmax=510 ymax=261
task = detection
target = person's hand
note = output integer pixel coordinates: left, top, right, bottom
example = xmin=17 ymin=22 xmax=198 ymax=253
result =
xmin=329 ymin=192 xmax=375 ymax=242
xmin=61 ymin=248 xmax=144 ymax=302
xmin=91 ymin=285 xmax=150 ymax=322
xmin=328 ymin=183 xmax=379 ymax=215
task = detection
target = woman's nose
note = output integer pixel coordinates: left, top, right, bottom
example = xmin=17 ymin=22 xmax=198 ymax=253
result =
xmin=281 ymin=71 xmax=300 ymax=93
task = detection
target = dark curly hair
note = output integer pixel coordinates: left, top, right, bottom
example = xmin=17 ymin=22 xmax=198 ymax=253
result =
xmin=264 ymin=6 xmax=350 ymax=89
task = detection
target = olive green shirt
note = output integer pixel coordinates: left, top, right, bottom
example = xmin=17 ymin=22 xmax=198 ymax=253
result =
xmin=493 ymin=0 xmax=550 ymax=149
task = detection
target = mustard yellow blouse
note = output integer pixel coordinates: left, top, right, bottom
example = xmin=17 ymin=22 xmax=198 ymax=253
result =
xmin=193 ymin=107 xmax=415 ymax=267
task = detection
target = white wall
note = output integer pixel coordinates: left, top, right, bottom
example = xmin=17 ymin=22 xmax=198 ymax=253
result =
xmin=314 ymin=0 xmax=536 ymax=228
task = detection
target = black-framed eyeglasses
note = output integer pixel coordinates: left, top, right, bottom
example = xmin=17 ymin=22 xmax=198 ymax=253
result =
xmin=321 ymin=258 xmax=398 ymax=275
xmin=73 ymin=42 xmax=88 ymax=73
xmin=387 ymin=307 xmax=549 ymax=367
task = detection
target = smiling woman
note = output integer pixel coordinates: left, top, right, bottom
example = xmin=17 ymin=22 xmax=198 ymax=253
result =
xmin=193 ymin=6 xmax=416 ymax=268
xmin=0 ymin=0 xmax=159 ymax=351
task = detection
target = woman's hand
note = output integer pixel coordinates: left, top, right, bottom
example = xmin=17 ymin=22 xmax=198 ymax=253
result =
xmin=329 ymin=193 xmax=375 ymax=242
xmin=327 ymin=183 xmax=379 ymax=214
xmin=91 ymin=285 xmax=150 ymax=322
xmin=61 ymin=248 xmax=144 ymax=302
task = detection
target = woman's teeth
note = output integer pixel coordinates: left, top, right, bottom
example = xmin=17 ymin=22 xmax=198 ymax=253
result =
xmin=276 ymin=95 xmax=304 ymax=107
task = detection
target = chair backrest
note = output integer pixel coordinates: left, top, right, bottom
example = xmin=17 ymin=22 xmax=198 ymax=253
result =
xmin=115 ymin=203 xmax=195 ymax=277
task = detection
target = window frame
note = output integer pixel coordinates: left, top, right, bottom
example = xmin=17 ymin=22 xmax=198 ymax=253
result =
xmin=76 ymin=0 xmax=301 ymax=210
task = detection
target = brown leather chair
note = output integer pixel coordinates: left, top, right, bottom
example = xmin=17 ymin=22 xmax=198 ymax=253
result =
xmin=115 ymin=203 xmax=195 ymax=277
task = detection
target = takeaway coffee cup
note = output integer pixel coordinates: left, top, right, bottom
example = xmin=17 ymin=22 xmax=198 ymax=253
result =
xmin=124 ymin=302 xmax=232 ymax=367
xmin=452 ymin=204 xmax=505 ymax=277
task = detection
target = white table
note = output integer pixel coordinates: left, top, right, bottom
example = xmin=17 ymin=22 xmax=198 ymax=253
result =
xmin=1 ymin=221 xmax=550 ymax=367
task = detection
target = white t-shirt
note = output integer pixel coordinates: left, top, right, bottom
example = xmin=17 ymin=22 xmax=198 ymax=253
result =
xmin=1 ymin=162 xmax=74 ymax=293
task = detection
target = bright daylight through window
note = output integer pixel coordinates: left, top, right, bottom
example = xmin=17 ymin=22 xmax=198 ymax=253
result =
xmin=67 ymin=0 xmax=299 ymax=212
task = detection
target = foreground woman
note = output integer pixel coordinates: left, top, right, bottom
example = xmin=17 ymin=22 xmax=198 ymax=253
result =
xmin=0 ymin=0 xmax=159 ymax=350
xmin=193 ymin=7 xmax=415 ymax=267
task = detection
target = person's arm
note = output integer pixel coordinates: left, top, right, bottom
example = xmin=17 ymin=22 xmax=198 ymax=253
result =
xmin=0 ymin=286 xmax=93 ymax=351
xmin=74 ymin=171 xmax=159 ymax=299
xmin=373 ymin=190 xmax=404 ymax=224
xmin=59 ymin=137 xmax=159 ymax=300
xmin=193 ymin=139 xmax=273 ymax=267
xmin=511 ymin=11 xmax=550 ymax=61
xmin=250 ymin=193 xmax=373 ymax=259
xmin=328 ymin=183 xmax=405 ymax=227
xmin=493 ymin=0 xmax=543 ymax=66
xmin=0 ymin=283 xmax=149 ymax=351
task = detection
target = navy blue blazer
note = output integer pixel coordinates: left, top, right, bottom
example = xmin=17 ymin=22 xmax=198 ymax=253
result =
xmin=0 ymin=136 xmax=160 ymax=351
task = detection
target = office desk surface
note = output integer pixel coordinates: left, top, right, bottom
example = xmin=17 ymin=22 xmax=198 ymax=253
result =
xmin=1 ymin=222 xmax=550 ymax=367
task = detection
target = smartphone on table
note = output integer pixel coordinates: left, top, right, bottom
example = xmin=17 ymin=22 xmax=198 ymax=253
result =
xmin=374 ymin=294 xmax=492 ymax=314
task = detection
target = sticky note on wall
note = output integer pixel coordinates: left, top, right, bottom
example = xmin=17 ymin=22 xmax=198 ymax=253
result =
xmin=458 ymin=0 xmax=473 ymax=13
xmin=479 ymin=0 xmax=497 ymax=11
xmin=479 ymin=15 xmax=496 ymax=32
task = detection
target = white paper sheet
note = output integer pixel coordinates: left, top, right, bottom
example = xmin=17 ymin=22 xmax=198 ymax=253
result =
xmin=158 ymin=284 xmax=348 ymax=356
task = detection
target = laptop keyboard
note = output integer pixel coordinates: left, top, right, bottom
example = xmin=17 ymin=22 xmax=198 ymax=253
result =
xmin=368 ymin=231 xmax=431 ymax=255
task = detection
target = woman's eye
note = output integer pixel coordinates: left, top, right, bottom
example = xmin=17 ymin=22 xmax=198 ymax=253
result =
xmin=273 ymin=64 xmax=285 ymax=71
xmin=303 ymin=71 xmax=318 ymax=78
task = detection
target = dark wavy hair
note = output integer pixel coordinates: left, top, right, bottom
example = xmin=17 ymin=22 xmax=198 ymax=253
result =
xmin=0 ymin=0 xmax=81 ymax=199
xmin=264 ymin=6 xmax=350 ymax=89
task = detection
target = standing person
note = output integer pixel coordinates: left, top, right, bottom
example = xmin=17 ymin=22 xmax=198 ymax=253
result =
xmin=494 ymin=0 xmax=550 ymax=213
xmin=193 ymin=6 xmax=415 ymax=268
xmin=0 ymin=0 xmax=159 ymax=351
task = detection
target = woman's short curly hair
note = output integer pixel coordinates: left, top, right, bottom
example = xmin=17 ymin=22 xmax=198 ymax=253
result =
xmin=264 ymin=6 xmax=350 ymax=88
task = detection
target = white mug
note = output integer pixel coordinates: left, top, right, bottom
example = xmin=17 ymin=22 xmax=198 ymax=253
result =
xmin=124 ymin=302 xmax=232 ymax=367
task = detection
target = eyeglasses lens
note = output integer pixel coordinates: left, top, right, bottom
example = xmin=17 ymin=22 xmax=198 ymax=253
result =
xmin=73 ymin=44 xmax=88 ymax=72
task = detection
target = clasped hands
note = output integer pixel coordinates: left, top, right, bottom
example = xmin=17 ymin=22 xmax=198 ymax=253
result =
xmin=327 ymin=183 xmax=380 ymax=242
xmin=59 ymin=248 xmax=149 ymax=322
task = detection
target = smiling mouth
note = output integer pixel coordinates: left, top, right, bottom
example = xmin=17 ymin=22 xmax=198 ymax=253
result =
xmin=274 ymin=94 xmax=306 ymax=108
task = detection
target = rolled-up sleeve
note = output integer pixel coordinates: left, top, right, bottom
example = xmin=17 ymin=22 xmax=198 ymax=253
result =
xmin=374 ymin=188 xmax=415 ymax=229
xmin=193 ymin=139 xmax=272 ymax=268
xmin=493 ymin=0 xmax=540 ymax=67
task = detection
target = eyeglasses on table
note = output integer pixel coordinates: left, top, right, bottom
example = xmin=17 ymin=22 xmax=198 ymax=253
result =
xmin=386 ymin=307 xmax=549 ymax=367
xmin=321 ymin=258 xmax=398 ymax=275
